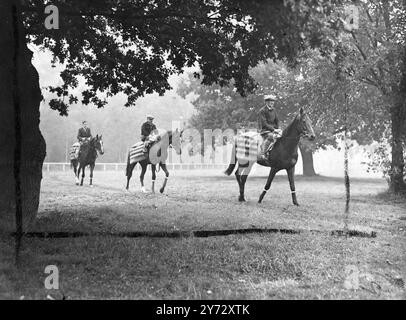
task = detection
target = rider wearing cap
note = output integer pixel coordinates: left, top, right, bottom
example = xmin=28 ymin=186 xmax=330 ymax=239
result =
xmin=258 ymin=94 xmax=282 ymax=159
xmin=141 ymin=114 xmax=158 ymax=152
xmin=75 ymin=120 xmax=92 ymax=158
xmin=77 ymin=120 xmax=92 ymax=142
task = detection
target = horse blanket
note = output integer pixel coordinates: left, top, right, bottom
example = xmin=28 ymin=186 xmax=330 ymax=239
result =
xmin=70 ymin=142 xmax=81 ymax=160
xmin=129 ymin=141 xmax=147 ymax=164
xmin=128 ymin=129 xmax=167 ymax=165
xmin=235 ymin=131 xmax=261 ymax=162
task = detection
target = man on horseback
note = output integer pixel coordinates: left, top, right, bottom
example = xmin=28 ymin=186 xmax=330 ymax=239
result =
xmin=141 ymin=114 xmax=159 ymax=153
xmin=74 ymin=120 xmax=93 ymax=158
xmin=258 ymin=94 xmax=282 ymax=160
xmin=77 ymin=120 xmax=92 ymax=142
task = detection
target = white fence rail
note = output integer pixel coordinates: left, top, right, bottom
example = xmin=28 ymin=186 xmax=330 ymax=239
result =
xmin=43 ymin=162 xmax=228 ymax=172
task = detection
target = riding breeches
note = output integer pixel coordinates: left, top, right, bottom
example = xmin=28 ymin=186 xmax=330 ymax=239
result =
xmin=261 ymin=132 xmax=275 ymax=153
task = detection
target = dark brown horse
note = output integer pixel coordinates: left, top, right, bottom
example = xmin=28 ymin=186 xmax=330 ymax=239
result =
xmin=71 ymin=135 xmax=104 ymax=186
xmin=125 ymin=129 xmax=182 ymax=193
xmin=224 ymin=107 xmax=315 ymax=205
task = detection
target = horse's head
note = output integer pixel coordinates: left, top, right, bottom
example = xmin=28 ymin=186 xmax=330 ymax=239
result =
xmin=94 ymin=134 xmax=105 ymax=155
xmin=296 ymin=107 xmax=315 ymax=141
xmin=168 ymin=128 xmax=183 ymax=155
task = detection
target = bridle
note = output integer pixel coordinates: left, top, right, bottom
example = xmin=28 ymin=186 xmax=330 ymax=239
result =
xmin=94 ymin=137 xmax=104 ymax=155
xmin=278 ymin=115 xmax=311 ymax=140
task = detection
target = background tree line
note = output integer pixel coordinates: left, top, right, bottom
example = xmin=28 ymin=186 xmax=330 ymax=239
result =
xmin=177 ymin=1 xmax=406 ymax=191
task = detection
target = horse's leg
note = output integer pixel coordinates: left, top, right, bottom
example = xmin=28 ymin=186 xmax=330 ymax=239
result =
xmin=235 ymin=162 xmax=248 ymax=202
xmin=287 ymin=167 xmax=299 ymax=206
xmin=76 ymin=163 xmax=80 ymax=185
xmin=140 ymin=162 xmax=147 ymax=192
xmin=76 ymin=164 xmax=81 ymax=186
xmin=151 ymin=164 xmax=156 ymax=193
xmin=234 ymin=163 xmax=242 ymax=201
xmin=73 ymin=161 xmax=79 ymax=185
xmin=239 ymin=162 xmax=254 ymax=202
xmin=89 ymin=163 xmax=94 ymax=186
xmin=258 ymin=167 xmax=278 ymax=203
xmin=80 ymin=165 xmax=85 ymax=186
xmin=159 ymin=163 xmax=169 ymax=193
xmin=126 ymin=162 xmax=136 ymax=190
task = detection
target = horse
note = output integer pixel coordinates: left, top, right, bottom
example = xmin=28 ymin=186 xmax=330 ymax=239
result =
xmin=224 ymin=107 xmax=315 ymax=205
xmin=125 ymin=129 xmax=182 ymax=193
xmin=70 ymin=135 xmax=104 ymax=186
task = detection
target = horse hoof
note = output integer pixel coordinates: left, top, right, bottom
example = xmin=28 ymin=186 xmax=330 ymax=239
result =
xmin=141 ymin=187 xmax=148 ymax=193
xmin=293 ymin=202 xmax=299 ymax=206
xmin=90 ymin=185 xmax=94 ymax=188
xmin=159 ymin=188 xmax=164 ymax=194
xmin=238 ymin=197 xmax=246 ymax=202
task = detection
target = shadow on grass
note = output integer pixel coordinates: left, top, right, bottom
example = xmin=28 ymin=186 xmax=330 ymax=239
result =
xmin=186 ymin=172 xmax=386 ymax=184
xmin=11 ymin=227 xmax=377 ymax=239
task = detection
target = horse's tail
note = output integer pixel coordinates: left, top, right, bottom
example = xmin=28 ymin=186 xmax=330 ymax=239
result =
xmin=224 ymin=138 xmax=237 ymax=176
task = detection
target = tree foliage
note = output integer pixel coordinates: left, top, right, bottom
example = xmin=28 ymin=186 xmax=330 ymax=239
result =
xmin=20 ymin=0 xmax=350 ymax=115
xmin=178 ymin=0 xmax=406 ymax=188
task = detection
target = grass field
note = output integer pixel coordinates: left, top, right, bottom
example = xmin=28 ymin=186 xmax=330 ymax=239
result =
xmin=1 ymin=169 xmax=405 ymax=299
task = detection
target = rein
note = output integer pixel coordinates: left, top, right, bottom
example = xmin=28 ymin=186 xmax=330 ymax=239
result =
xmin=279 ymin=133 xmax=304 ymax=140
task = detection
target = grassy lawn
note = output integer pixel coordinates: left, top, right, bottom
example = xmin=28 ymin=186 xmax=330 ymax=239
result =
xmin=1 ymin=170 xmax=405 ymax=299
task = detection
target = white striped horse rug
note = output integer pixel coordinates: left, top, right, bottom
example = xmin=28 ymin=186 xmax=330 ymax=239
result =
xmin=128 ymin=129 xmax=168 ymax=165
xmin=70 ymin=142 xmax=80 ymax=160
xmin=235 ymin=131 xmax=262 ymax=162
xmin=128 ymin=141 xmax=147 ymax=164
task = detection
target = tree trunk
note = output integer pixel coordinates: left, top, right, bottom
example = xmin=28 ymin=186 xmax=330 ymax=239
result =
xmin=389 ymin=44 xmax=406 ymax=194
xmin=0 ymin=0 xmax=46 ymax=234
xmin=299 ymin=143 xmax=316 ymax=176
xmin=389 ymin=103 xmax=406 ymax=193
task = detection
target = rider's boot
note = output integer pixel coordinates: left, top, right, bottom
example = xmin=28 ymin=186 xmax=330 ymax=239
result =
xmin=258 ymin=140 xmax=271 ymax=161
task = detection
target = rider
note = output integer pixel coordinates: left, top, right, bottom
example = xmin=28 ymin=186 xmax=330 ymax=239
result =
xmin=258 ymin=94 xmax=282 ymax=160
xmin=77 ymin=120 xmax=92 ymax=142
xmin=141 ymin=114 xmax=158 ymax=153
xmin=75 ymin=120 xmax=92 ymax=158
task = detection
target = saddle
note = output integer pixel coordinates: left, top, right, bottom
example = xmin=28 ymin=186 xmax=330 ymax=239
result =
xmin=144 ymin=134 xmax=161 ymax=153
xmin=260 ymin=129 xmax=282 ymax=155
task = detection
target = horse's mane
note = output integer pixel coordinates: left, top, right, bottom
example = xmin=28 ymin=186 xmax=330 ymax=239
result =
xmin=281 ymin=112 xmax=300 ymax=137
